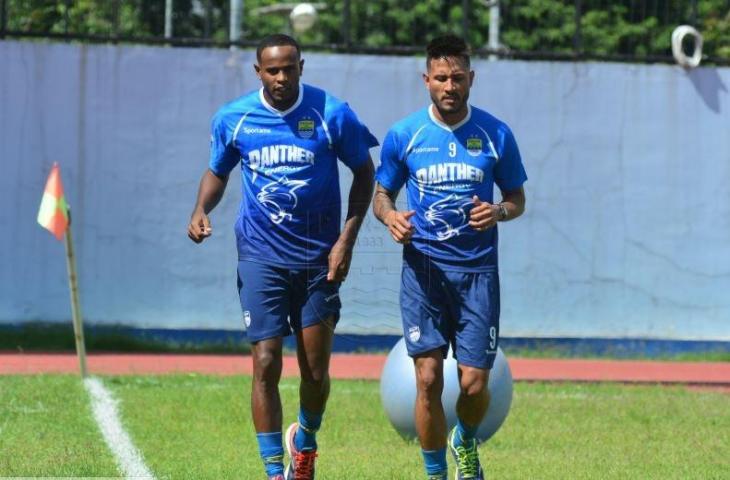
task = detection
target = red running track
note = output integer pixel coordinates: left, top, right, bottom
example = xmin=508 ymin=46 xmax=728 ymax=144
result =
xmin=1 ymin=353 xmax=729 ymax=386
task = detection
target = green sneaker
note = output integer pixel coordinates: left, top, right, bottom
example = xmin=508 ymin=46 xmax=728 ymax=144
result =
xmin=448 ymin=427 xmax=484 ymax=479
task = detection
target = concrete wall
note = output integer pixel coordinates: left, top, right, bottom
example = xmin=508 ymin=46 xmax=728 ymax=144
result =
xmin=2 ymin=40 xmax=729 ymax=340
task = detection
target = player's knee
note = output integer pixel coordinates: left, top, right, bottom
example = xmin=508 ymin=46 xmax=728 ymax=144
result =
xmin=301 ymin=368 xmax=329 ymax=388
xmin=415 ymin=364 xmax=444 ymax=398
xmin=459 ymin=368 xmax=488 ymax=397
xmin=298 ymin=349 xmax=330 ymax=385
xmin=253 ymin=348 xmax=281 ymax=383
xmin=460 ymin=380 xmax=488 ymax=398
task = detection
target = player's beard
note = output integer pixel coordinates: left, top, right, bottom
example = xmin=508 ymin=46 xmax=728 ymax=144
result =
xmin=268 ymin=84 xmax=298 ymax=109
xmin=432 ymin=90 xmax=469 ymax=118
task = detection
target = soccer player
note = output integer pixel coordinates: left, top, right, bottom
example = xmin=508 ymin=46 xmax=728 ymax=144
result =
xmin=188 ymin=34 xmax=377 ymax=480
xmin=373 ymin=35 xmax=527 ymax=480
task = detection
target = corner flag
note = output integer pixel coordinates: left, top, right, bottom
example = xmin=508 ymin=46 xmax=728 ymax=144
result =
xmin=37 ymin=162 xmax=88 ymax=377
xmin=37 ymin=163 xmax=69 ymax=240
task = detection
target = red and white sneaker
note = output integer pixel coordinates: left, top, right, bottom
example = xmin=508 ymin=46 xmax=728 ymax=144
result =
xmin=284 ymin=422 xmax=318 ymax=480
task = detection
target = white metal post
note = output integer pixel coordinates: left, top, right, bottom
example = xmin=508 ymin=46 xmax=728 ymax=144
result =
xmin=230 ymin=0 xmax=243 ymax=47
xmin=488 ymin=0 xmax=500 ymax=60
xmin=164 ymin=0 xmax=173 ymax=38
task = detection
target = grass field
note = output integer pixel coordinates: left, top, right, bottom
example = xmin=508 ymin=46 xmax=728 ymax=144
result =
xmin=1 ymin=375 xmax=728 ymax=479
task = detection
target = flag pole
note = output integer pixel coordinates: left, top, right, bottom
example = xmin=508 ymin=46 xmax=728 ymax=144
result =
xmin=63 ymin=208 xmax=88 ymax=378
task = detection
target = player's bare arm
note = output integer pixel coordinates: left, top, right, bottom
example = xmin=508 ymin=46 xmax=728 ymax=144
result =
xmin=468 ymin=187 xmax=525 ymax=231
xmin=188 ymin=169 xmax=229 ymax=243
xmin=497 ymin=186 xmax=526 ymax=221
xmin=328 ymin=156 xmax=376 ymax=282
xmin=373 ymin=183 xmax=415 ymax=244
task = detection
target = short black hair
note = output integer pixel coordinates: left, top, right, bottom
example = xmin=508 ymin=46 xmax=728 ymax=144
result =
xmin=256 ymin=34 xmax=301 ymax=62
xmin=426 ymin=34 xmax=471 ymax=69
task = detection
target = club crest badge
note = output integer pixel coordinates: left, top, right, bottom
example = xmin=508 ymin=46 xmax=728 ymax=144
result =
xmin=466 ymin=137 xmax=483 ymax=157
xmin=408 ymin=326 xmax=421 ymax=343
xmin=297 ymin=118 xmax=315 ymax=139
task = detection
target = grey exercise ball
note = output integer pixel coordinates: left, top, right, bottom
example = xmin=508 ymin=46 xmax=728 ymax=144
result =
xmin=380 ymin=337 xmax=513 ymax=442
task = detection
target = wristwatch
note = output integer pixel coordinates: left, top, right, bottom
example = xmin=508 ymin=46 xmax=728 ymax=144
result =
xmin=497 ymin=203 xmax=508 ymax=221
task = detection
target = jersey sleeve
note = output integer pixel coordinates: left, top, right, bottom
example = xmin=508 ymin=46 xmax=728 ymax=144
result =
xmin=331 ymin=103 xmax=379 ymax=171
xmin=375 ymin=128 xmax=409 ymax=193
xmin=494 ymin=125 xmax=528 ymax=192
xmin=208 ymin=111 xmax=240 ymax=177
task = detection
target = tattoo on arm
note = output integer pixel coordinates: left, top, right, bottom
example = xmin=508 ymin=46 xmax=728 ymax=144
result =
xmin=373 ymin=183 xmax=399 ymax=224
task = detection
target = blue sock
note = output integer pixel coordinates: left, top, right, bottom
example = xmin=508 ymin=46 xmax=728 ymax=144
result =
xmin=294 ymin=406 xmax=323 ymax=451
xmin=454 ymin=417 xmax=479 ymax=447
xmin=422 ymin=448 xmax=447 ymax=477
xmin=256 ymin=431 xmax=284 ymax=476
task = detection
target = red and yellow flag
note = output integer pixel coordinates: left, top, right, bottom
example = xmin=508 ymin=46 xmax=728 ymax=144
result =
xmin=37 ymin=163 xmax=69 ymax=241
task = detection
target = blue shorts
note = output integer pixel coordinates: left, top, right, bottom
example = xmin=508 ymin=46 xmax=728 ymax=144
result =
xmin=237 ymin=260 xmax=341 ymax=342
xmin=400 ymin=256 xmax=500 ymax=370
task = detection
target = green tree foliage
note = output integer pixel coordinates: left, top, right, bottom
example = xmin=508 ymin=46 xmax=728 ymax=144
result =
xmin=4 ymin=0 xmax=729 ymax=60
xmin=699 ymin=0 xmax=730 ymax=58
xmin=499 ymin=0 xmax=729 ymax=59
xmin=5 ymin=0 xmax=226 ymax=38
xmin=500 ymin=0 xmax=576 ymax=53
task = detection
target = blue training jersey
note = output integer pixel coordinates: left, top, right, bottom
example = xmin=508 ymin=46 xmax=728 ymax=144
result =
xmin=376 ymin=104 xmax=527 ymax=271
xmin=209 ymin=83 xmax=378 ymax=267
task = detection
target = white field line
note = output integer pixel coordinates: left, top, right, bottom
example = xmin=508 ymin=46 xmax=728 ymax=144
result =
xmin=84 ymin=377 xmax=156 ymax=480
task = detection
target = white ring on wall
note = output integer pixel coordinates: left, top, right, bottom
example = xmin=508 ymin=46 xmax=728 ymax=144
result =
xmin=671 ymin=25 xmax=703 ymax=69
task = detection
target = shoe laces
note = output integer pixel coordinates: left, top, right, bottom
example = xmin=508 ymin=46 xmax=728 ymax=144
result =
xmin=454 ymin=440 xmax=480 ymax=477
xmin=292 ymin=449 xmax=318 ymax=479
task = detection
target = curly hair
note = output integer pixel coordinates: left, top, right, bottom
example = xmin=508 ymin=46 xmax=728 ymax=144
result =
xmin=426 ymin=34 xmax=471 ymax=69
xmin=256 ymin=34 xmax=301 ymax=62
